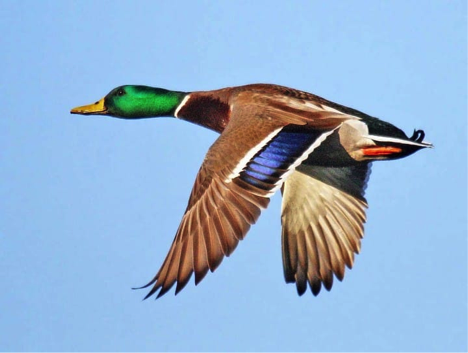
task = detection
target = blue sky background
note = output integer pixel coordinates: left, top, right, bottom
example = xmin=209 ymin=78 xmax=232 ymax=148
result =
xmin=1 ymin=1 xmax=466 ymax=351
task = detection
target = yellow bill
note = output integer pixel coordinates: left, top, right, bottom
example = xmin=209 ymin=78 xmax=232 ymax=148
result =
xmin=70 ymin=97 xmax=107 ymax=115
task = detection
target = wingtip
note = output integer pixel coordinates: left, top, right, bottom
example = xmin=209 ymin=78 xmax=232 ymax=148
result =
xmin=142 ymin=286 xmax=160 ymax=300
xmin=133 ymin=275 xmax=158 ymax=290
xmin=156 ymin=290 xmax=167 ymax=299
xmin=296 ymin=282 xmax=307 ymax=296
xmin=175 ymin=282 xmax=186 ymax=295
xmin=323 ymin=277 xmax=334 ymax=292
xmin=142 ymin=293 xmax=152 ymax=301
xmin=132 ymin=284 xmax=150 ymax=291
xmin=311 ymin=283 xmax=322 ymax=296
xmin=131 ymin=277 xmax=163 ymax=301
xmin=294 ymin=280 xmax=323 ymax=296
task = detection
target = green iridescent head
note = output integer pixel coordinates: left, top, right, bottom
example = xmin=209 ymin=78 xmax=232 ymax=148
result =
xmin=71 ymin=85 xmax=187 ymax=119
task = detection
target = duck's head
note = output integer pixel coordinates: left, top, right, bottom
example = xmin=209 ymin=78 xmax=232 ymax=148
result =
xmin=70 ymin=85 xmax=187 ymax=119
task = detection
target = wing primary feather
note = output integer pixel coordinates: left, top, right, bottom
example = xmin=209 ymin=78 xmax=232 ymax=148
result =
xmin=334 ymin=201 xmax=365 ymax=250
xmin=212 ymin=207 xmax=238 ymax=256
xmin=221 ymin=204 xmax=244 ymax=239
xmin=310 ymin=221 xmax=334 ymax=291
xmin=200 ymin=213 xmax=224 ymax=272
xmin=302 ymin=194 xmax=333 ymax=285
xmin=303 ymin=224 xmax=321 ymax=295
xmin=228 ymin=190 xmax=261 ymax=225
xmin=295 ymin=263 xmax=308 ymax=296
xmin=332 ymin=204 xmax=362 ymax=254
xmin=193 ymin=224 xmax=209 ymax=285
xmin=281 ymin=226 xmax=297 ymax=283
xmin=200 ymin=192 xmax=231 ymax=257
xmin=318 ymin=216 xmax=345 ymax=281
xmin=325 ymin=207 xmax=355 ymax=269
xmin=175 ymin=238 xmax=194 ymax=294
xmin=159 ymin=238 xmax=184 ymax=296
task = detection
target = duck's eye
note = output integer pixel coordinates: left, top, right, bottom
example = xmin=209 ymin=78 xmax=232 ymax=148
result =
xmin=117 ymin=89 xmax=125 ymax=96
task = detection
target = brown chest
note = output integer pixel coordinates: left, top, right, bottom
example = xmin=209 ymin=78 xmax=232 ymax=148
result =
xmin=175 ymin=94 xmax=231 ymax=133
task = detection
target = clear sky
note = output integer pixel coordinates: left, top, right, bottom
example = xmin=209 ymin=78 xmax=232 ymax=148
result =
xmin=1 ymin=1 xmax=466 ymax=351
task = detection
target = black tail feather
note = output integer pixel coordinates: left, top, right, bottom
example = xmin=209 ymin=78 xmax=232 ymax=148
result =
xmin=410 ymin=129 xmax=425 ymax=143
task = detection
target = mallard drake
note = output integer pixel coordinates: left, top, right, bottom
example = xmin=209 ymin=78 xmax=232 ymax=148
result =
xmin=71 ymin=83 xmax=432 ymax=299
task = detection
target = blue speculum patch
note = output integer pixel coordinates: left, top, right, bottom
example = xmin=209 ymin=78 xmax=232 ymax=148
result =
xmin=239 ymin=129 xmax=321 ymax=189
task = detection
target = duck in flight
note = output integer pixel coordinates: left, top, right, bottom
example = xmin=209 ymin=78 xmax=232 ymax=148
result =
xmin=71 ymin=83 xmax=432 ymax=299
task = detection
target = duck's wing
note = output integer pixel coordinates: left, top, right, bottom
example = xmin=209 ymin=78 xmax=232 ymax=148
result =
xmin=141 ymin=96 xmax=353 ymax=299
xmin=281 ymin=163 xmax=371 ymax=296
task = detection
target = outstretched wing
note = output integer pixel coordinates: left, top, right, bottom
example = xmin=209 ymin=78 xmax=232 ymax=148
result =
xmin=281 ymin=163 xmax=371 ymax=295
xmin=141 ymin=99 xmax=349 ymax=299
